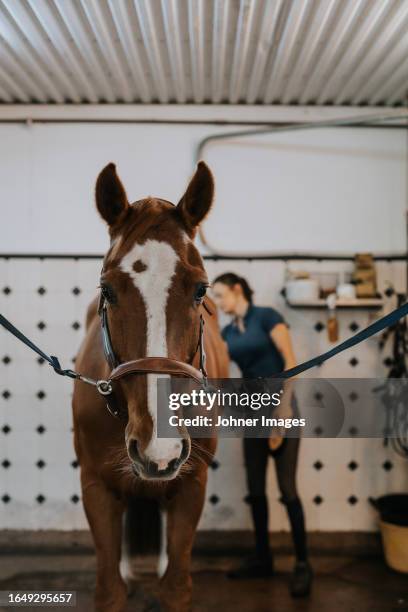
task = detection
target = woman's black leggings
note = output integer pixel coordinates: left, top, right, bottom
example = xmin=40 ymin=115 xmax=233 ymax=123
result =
xmin=243 ymin=436 xmax=308 ymax=562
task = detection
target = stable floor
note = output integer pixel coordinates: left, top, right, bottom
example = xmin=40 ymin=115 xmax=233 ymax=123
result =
xmin=0 ymin=554 xmax=407 ymax=612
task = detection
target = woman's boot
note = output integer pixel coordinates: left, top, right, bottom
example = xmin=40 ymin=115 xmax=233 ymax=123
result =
xmin=284 ymin=496 xmax=313 ymax=596
xmin=227 ymin=495 xmax=274 ymax=579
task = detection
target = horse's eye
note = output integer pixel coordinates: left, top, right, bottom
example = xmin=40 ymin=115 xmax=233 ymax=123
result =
xmin=101 ymin=284 xmax=116 ymax=304
xmin=194 ymin=283 xmax=208 ymax=303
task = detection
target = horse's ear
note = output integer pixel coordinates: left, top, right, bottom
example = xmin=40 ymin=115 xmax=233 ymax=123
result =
xmin=95 ymin=163 xmax=129 ymax=226
xmin=177 ymin=161 xmax=214 ymax=233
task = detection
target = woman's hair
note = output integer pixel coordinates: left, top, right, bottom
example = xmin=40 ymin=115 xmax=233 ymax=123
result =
xmin=213 ymin=272 xmax=254 ymax=304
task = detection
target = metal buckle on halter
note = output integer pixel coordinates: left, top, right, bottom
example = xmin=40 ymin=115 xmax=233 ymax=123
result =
xmin=96 ymin=379 xmax=113 ymax=395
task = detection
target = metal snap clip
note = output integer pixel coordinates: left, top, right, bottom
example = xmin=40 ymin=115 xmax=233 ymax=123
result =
xmin=96 ymin=380 xmax=113 ymax=395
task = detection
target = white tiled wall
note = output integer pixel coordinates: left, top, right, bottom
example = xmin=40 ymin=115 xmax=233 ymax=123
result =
xmin=1 ymin=257 xmax=407 ymax=532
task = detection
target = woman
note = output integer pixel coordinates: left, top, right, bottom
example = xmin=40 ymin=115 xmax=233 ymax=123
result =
xmin=212 ymin=272 xmax=313 ymax=597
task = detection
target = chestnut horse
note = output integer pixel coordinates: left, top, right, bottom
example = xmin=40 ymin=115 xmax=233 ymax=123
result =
xmin=72 ymin=161 xmax=229 ymax=612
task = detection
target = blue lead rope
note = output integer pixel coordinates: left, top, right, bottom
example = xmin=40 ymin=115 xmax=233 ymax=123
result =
xmin=1 ymin=301 xmax=408 ymax=384
xmin=0 ymin=312 xmax=78 ymax=379
xmin=272 ymin=300 xmax=408 ymax=379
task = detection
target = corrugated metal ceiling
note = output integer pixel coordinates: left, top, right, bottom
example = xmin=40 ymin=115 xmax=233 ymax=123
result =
xmin=0 ymin=0 xmax=407 ymax=106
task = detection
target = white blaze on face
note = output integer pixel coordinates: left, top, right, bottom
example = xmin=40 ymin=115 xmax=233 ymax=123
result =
xmin=120 ymin=239 xmax=183 ymax=469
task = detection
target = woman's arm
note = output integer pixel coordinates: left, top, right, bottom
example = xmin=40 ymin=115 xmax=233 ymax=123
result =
xmin=270 ymin=322 xmax=296 ymax=370
xmin=268 ymin=323 xmax=297 ymax=450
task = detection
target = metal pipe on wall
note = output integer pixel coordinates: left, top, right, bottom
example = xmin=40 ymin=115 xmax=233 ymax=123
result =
xmin=195 ymin=111 xmax=408 ymax=258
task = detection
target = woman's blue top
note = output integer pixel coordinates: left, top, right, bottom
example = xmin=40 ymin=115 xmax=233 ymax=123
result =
xmin=221 ymin=304 xmax=286 ymax=378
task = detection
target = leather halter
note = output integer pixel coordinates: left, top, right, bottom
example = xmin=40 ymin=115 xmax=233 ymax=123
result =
xmin=96 ymin=292 xmax=209 ymax=420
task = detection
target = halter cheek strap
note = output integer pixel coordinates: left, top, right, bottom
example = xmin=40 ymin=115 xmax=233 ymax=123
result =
xmin=98 ymin=293 xmax=118 ymax=370
xmin=198 ymin=314 xmax=207 ymax=378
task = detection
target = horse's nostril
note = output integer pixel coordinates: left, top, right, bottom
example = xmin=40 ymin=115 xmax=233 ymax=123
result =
xmin=181 ymin=438 xmax=190 ymax=460
xmin=168 ymin=457 xmax=179 ymax=471
xmin=127 ymin=438 xmax=140 ymax=462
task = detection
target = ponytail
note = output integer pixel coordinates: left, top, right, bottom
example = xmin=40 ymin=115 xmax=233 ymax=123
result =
xmin=213 ymin=272 xmax=254 ymax=303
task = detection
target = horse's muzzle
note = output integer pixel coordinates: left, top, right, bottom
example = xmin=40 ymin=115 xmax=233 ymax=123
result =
xmin=129 ymin=438 xmax=191 ymax=481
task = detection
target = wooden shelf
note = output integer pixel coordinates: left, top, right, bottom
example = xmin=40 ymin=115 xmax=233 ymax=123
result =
xmin=285 ymin=297 xmax=384 ymax=310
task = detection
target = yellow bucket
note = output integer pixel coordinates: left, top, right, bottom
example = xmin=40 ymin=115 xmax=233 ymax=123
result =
xmin=380 ymin=520 xmax=408 ymax=574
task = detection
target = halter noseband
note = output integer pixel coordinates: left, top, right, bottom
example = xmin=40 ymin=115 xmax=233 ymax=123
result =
xmin=96 ymin=292 xmax=209 ymax=420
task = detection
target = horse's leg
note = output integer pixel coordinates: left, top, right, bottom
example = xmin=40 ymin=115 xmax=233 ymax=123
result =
xmin=159 ymin=472 xmax=206 ymax=612
xmin=81 ymin=471 xmax=128 ymax=612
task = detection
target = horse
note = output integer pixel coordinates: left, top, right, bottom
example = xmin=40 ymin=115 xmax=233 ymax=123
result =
xmin=72 ymin=160 xmax=229 ymax=612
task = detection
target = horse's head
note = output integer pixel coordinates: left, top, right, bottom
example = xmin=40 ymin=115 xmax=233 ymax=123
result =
xmin=95 ymin=161 xmax=214 ymax=481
